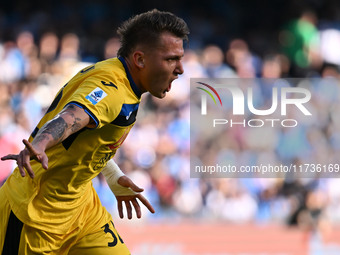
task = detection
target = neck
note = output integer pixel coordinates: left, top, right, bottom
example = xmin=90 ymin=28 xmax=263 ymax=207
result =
xmin=123 ymin=56 xmax=146 ymax=94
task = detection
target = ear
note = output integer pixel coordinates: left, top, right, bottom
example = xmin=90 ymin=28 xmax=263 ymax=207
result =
xmin=132 ymin=51 xmax=145 ymax=69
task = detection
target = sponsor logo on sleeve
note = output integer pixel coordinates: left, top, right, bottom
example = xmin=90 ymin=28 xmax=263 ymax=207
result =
xmin=85 ymin=87 xmax=107 ymax=105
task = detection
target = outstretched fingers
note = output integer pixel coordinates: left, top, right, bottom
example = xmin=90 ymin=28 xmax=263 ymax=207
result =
xmin=116 ymin=194 xmax=155 ymax=219
xmin=124 ymin=200 xmax=133 ymax=219
xmin=131 ymin=198 xmax=141 ymax=218
xmin=23 ymin=139 xmax=39 ymax=158
xmin=136 ymin=194 xmax=155 ymax=214
xmin=23 ymin=139 xmax=48 ymax=170
xmin=1 ymin=139 xmax=48 ymax=179
xmin=117 ymin=200 xmax=124 ymax=219
xmin=19 ymin=147 xmax=35 ymax=178
xmin=1 ymin=154 xmax=19 ymax=161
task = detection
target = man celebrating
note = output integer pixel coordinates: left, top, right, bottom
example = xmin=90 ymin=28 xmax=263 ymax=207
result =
xmin=0 ymin=9 xmax=189 ymax=254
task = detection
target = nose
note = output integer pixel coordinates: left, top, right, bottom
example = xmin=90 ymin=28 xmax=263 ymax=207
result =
xmin=174 ymin=60 xmax=184 ymax=75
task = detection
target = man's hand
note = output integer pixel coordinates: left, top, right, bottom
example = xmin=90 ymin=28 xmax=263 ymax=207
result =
xmin=115 ymin=175 xmax=155 ymax=219
xmin=1 ymin=104 xmax=91 ymax=179
xmin=1 ymin=139 xmax=48 ymax=178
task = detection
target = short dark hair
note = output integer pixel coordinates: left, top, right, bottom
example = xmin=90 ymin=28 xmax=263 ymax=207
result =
xmin=117 ymin=9 xmax=189 ymax=58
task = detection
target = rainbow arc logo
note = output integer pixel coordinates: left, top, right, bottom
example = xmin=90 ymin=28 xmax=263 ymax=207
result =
xmin=196 ymin=82 xmax=223 ymax=107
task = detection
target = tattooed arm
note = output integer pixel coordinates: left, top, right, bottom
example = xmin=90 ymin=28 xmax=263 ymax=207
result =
xmin=32 ymin=104 xmax=91 ymax=152
xmin=1 ymin=104 xmax=92 ymax=178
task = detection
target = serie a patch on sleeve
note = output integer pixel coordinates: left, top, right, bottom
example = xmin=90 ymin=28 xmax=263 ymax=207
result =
xmin=85 ymin=87 xmax=107 ymax=105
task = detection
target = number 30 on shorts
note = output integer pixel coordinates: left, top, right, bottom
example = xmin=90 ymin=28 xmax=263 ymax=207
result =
xmin=101 ymin=221 xmax=124 ymax=247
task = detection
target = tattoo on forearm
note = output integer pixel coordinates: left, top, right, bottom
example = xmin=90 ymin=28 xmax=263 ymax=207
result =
xmin=39 ymin=117 xmax=68 ymax=142
xmin=33 ymin=104 xmax=86 ymax=146
xmin=33 ymin=133 xmax=50 ymax=144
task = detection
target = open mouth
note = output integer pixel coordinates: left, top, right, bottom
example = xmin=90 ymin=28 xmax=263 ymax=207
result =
xmin=166 ymin=82 xmax=172 ymax=92
xmin=163 ymin=82 xmax=172 ymax=94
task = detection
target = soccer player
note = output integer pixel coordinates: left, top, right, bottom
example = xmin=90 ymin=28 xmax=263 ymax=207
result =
xmin=0 ymin=9 xmax=189 ymax=254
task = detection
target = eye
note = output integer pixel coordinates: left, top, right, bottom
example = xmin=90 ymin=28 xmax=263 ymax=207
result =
xmin=167 ymin=55 xmax=182 ymax=61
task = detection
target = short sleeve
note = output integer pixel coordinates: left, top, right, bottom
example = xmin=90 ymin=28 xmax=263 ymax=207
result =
xmin=66 ymin=76 xmax=123 ymax=129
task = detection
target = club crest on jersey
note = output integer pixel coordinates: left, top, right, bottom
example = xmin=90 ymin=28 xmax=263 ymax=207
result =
xmin=85 ymin=87 xmax=107 ymax=105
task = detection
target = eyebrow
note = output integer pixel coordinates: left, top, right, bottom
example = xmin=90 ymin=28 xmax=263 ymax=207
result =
xmin=165 ymin=53 xmax=184 ymax=60
xmin=167 ymin=56 xmax=182 ymax=60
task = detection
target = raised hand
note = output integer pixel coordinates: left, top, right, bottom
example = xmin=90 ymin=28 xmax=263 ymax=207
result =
xmin=1 ymin=139 xmax=48 ymax=178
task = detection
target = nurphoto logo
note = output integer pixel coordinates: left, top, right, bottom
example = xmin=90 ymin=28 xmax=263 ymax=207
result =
xmin=195 ymin=79 xmax=312 ymax=128
xmin=190 ymin=78 xmax=340 ymax=179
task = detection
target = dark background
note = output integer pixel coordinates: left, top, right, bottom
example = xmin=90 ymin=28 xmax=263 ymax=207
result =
xmin=2 ymin=0 xmax=340 ymax=61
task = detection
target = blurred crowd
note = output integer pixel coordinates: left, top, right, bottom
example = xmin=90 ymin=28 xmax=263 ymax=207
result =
xmin=1 ymin=1 xmax=340 ymax=242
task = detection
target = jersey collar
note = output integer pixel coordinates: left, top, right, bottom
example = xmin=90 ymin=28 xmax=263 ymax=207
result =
xmin=118 ymin=56 xmax=142 ymax=98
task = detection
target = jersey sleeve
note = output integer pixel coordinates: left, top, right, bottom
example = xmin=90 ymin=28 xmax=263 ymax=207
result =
xmin=66 ymin=75 xmax=123 ymax=129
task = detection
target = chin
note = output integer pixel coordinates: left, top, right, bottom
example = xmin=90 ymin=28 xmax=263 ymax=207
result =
xmin=151 ymin=91 xmax=166 ymax=99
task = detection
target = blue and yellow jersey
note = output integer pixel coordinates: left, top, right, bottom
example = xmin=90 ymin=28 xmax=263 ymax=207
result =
xmin=3 ymin=57 xmax=141 ymax=234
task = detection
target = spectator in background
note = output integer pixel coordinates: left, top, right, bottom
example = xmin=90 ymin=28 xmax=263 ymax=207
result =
xmin=279 ymin=10 xmax=322 ymax=76
xmin=201 ymin=44 xmax=235 ymax=78
xmin=0 ymin=41 xmax=26 ymax=83
xmin=16 ymin=31 xmax=37 ymax=78
xmin=1 ymin=2 xmax=340 ymax=240
xmin=261 ymin=54 xmax=284 ymax=79
xmin=59 ymin=33 xmax=80 ymax=61
xmin=38 ymin=32 xmax=59 ymax=73
xmin=104 ymin=37 xmax=121 ymax=59
xmin=225 ymin=39 xmax=261 ymax=78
